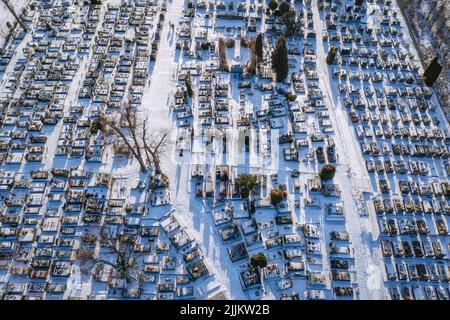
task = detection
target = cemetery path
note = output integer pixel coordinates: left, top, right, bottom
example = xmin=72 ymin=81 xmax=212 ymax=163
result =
xmin=0 ymin=0 xmax=28 ymax=48
xmin=142 ymin=0 xmax=182 ymax=172
xmin=312 ymin=0 xmax=386 ymax=300
xmin=141 ymin=0 xmax=245 ymax=299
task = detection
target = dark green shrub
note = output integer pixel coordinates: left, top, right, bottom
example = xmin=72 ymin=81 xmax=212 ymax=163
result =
xmin=326 ymin=47 xmax=337 ymax=65
xmin=250 ymin=252 xmax=268 ymax=269
xmin=285 ymin=92 xmax=297 ymax=101
xmin=319 ymin=164 xmax=336 ymax=180
xmin=90 ymin=118 xmax=104 ymax=134
xmin=255 ymin=33 xmax=263 ymax=61
xmin=270 ymin=189 xmax=285 ymax=206
xmin=200 ymin=41 xmax=211 ymax=50
xmin=271 ymin=35 xmax=289 ymax=82
xmin=235 ymin=174 xmax=258 ymax=198
xmin=184 ymin=76 xmax=193 ymax=97
xmin=268 ymin=0 xmax=278 ymax=12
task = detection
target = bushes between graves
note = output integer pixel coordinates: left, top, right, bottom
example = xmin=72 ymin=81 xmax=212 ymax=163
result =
xmin=319 ymin=164 xmax=336 ymax=180
xmin=225 ymin=38 xmax=235 ymax=48
xmin=268 ymin=0 xmax=278 ymax=12
xmin=184 ymin=75 xmax=193 ymax=97
xmin=246 ymin=38 xmax=258 ymax=75
xmin=250 ymin=252 xmax=268 ymax=270
xmin=200 ymin=41 xmax=211 ymax=50
xmin=278 ymin=2 xmax=291 ymax=16
xmin=90 ymin=118 xmax=104 ymax=134
xmin=326 ymin=47 xmax=337 ymax=65
xmin=255 ymin=33 xmax=263 ymax=61
xmin=270 ymin=188 xmax=286 ymax=206
xmin=240 ymin=37 xmax=251 ymax=47
xmin=423 ymin=57 xmax=442 ymax=87
xmin=235 ymin=174 xmax=258 ymax=198
xmin=285 ymin=92 xmax=297 ymax=101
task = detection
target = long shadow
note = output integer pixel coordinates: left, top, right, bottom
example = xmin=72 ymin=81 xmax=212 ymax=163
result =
xmin=175 ymin=162 xmax=182 ymax=197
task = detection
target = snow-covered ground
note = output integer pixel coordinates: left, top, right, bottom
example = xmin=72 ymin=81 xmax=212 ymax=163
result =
xmin=0 ymin=0 xmax=28 ymax=48
xmin=149 ymin=0 xmax=375 ymax=299
xmin=0 ymin=0 xmax=449 ymax=300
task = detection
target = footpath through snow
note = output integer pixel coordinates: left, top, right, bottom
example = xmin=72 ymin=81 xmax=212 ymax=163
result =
xmin=141 ymin=0 xmax=246 ymax=299
xmin=142 ymin=0 xmax=388 ymax=299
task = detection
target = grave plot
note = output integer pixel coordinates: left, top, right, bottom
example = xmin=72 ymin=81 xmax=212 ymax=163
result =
xmin=163 ymin=0 xmax=368 ymax=300
xmin=320 ymin=0 xmax=450 ymax=300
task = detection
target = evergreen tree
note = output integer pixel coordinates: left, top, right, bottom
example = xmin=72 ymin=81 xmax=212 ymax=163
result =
xmin=248 ymin=200 xmax=256 ymax=214
xmin=423 ymin=57 xmax=442 ymax=87
xmin=271 ymin=35 xmax=289 ymax=82
xmin=250 ymin=252 xmax=268 ymax=270
xmin=255 ymin=33 xmax=263 ymax=61
xmin=184 ymin=75 xmax=193 ymax=97
xmin=235 ymin=174 xmax=258 ymax=199
xmin=281 ymin=9 xmax=299 ymax=36
xmin=326 ymin=47 xmax=337 ymax=65
xmin=278 ymin=1 xmax=291 ymax=16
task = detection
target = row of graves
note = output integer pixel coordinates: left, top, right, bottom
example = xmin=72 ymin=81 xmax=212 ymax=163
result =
xmin=264 ymin=0 xmax=317 ymax=39
xmin=303 ymin=175 xmax=359 ymax=300
xmin=69 ymin=0 xmax=166 ymax=165
xmin=0 ymin=0 xmax=195 ymax=300
xmin=0 ymin=168 xmax=214 ymax=299
xmin=136 ymin=210 xmax=217 ymax=300
xmin=174 ymin=0 xmax=265 ymax=58
xmin=0 ymin=6 xmax=34 ymax=76
xmin=270 ymin=1 xmax=338 ymax=165
xmin=204 ymin=170 xmax=359 ymax=300
xmin=168 ymin=0 xmax=360 ymax=299
xmin=321 ymin=0 xmax=450 ymax=300
xmin=0 ymin=0 xmax=91 ymax=166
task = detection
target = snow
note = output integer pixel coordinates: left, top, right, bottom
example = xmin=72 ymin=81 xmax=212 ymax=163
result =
xmin=140 ymin=0 xmax=374 ymax=299
xmin=0 ymin=0 xmax=449 ymax=300
xmin=311 ymin=1 xmax=386 ymax=300
xmin=0 ymin=0 xmax=28 ymax=48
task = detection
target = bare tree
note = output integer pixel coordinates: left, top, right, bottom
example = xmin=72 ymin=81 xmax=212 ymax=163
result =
xmin=102 ymin=104 xmax=148 ymax=172
xmin=1 ymin=0 xmax=28 ymax=32
xmin=102 ymin=103 xmax=170 ymax=176
xmin=76 ymin=226 xmax=144 ymax=287
xmin=142 ymin=118 xmax=169 ymax=175
xmin=0 ymin=28 xmax=8 ymax=41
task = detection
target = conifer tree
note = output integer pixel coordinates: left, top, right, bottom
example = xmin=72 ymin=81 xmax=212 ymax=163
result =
xmin=268 ymin=0 xmax=278 ymax=12
xmin=255 ymin=33 xmax=263 ymax=61
xmin=423 ymin=57 xmax=442 ymax=87
xmin=271 ymin=35 xmax=289 ymax=82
